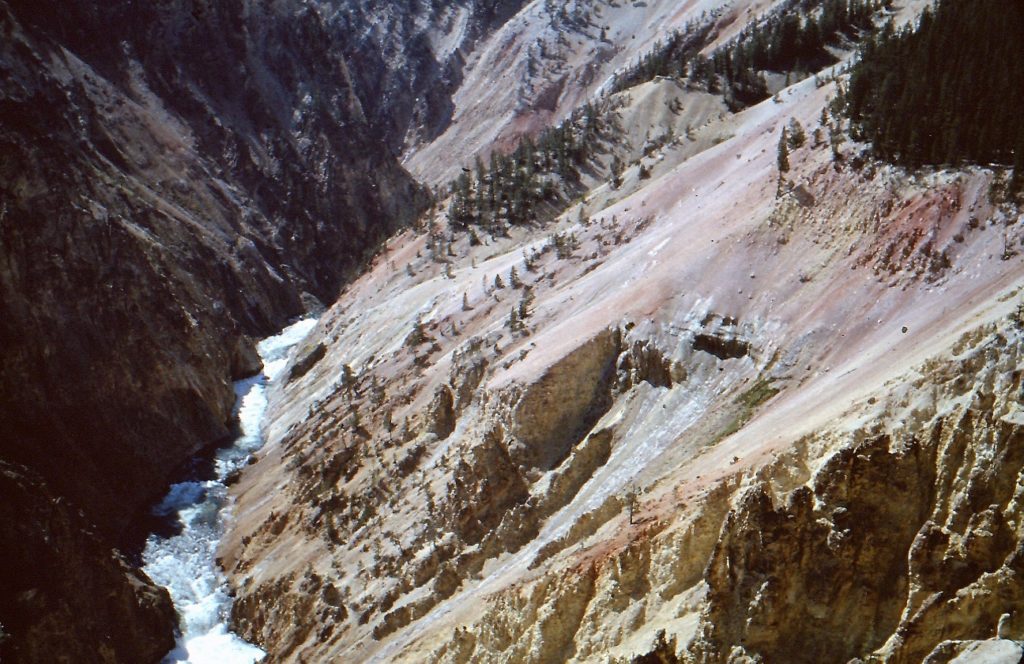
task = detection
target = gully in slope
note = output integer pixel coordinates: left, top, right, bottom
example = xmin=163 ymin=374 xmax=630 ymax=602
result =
xmin=142 ymin=318 xmax=318 ymax=664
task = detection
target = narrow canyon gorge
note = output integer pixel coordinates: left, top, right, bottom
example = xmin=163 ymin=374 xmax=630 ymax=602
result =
xmin=2 ymin=0 xmax=1023 ymax=663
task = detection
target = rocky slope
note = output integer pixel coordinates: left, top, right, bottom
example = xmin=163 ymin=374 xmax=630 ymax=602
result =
xmin=0 ymin=0 xmax=527 ymax=660
xmin=219 ymin=1 xmax=1024 ymax=660
xmin=402 ymin=0 xmax=815 ymax=185
xmin=0 ymin=0 xmax=419 ymax=538
xmin=0 ymin=461 xmax=176 ymax=664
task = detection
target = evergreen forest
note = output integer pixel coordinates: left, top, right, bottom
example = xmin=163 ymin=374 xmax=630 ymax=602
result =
xmin=615 ymin=0 xmax=887 ymax=110
xmin=846 ymin=0 xmax=1024 ymax=185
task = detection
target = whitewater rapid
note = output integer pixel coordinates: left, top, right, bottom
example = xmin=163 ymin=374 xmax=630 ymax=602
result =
xmin=143 ymin=318 xmax=318 ymax=664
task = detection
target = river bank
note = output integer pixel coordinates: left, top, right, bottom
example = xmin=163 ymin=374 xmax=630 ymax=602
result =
xmin=142 ymin=319 xmax=317 ymax=664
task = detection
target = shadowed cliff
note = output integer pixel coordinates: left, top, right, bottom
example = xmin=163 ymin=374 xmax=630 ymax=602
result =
xmin=0 ymin=0 xmax=535 ymax=658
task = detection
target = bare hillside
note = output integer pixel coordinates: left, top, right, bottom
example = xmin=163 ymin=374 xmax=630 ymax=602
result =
xmin=221 ymin=2 xmax=1024 ymax=661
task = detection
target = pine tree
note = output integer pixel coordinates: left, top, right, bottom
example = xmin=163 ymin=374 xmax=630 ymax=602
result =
xmin=523 ymin=249 xmax=537 ymax=272
xmin=788 ymin=118 xmax=806 ymax=149
xmin=626 ymin=484 xmax=639 ymax=524
xmin=830 ymin=123 xmax=845 ymax=163
xmin=405 ymin=320 xmax=427 ymax=347
xmin=522 ymin=284 xmax=535 ymax=308
xmin=610 ymin=155 xmax=624 ymax=189
xmin=777 ymin=127 xmax=790 ymax=173
xmin=1012 ymin=127 xmax=1024 ymax=195
xmin=508 ymin=307 xmax=522 ymax=332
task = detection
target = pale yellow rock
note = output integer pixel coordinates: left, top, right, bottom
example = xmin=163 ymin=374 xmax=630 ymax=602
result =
xmin=217 ymin=1 xmax=1024 ymax=661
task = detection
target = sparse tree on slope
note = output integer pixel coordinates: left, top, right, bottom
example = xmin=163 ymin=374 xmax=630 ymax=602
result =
xmin=778 ymin=126 xmax=791 ymax=173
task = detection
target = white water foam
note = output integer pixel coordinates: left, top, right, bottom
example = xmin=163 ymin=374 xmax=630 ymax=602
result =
xmin=143 ymin=317 xmax=317 ymax=664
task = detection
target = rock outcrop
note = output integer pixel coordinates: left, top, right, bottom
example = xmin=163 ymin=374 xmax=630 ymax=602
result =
xmin=219 ymin=0 xmax=1024 ymax=654
xmin=0 ymin=461 xmax=177 ymax=664
xmin=7 ymin=0 xmax=1023 ymax=661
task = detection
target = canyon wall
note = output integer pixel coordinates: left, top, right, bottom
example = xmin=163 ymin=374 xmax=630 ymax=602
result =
xmin=5 ymin=0 xmax=1021 ymax=661
xmin=0 ymin=0 xmax=524 ymax=659
xmin=221 ymin=8 xmax=1024 ymax=655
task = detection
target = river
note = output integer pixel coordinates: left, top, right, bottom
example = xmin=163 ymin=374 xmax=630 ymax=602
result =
xmin=142 ymin=318 xmax=318 ymax=664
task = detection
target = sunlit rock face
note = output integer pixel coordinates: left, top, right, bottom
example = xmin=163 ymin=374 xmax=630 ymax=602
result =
xmin=226 ymin=134 xmax=1024 ymax=662
xmin=214 ymin=0 xmax=1024 ymax=659
xmin=5 ymin=0 xmax=1024 ymax=661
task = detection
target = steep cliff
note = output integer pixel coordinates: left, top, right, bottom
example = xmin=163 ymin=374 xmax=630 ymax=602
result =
xmin=330 ymin=0 xmax=530 ymax=153
xmin=6 ymin=0 xmax=1022 ymax=661
xmin=0 ymin=461 xmax=177 ymax=664
xmin=0 ymin=0 xmax=426 ymax=536
xmin=0 ymin=0 xmax=482 ymax=659
xmin=220 ymin=0 xmax=1024 ymax=659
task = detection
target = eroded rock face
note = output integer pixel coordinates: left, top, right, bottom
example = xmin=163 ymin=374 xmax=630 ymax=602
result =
xmin=510 ymin=329 xmax=620 ymax=471
xmin=224 ymin=327 xmax=640 ymax=659
xmin=0 ymin=461 xmax=176 ymax=664
xmin=0 ymin=0 xmax=423 ymax=535
xmin=408 ymin=323 xmax=1024 ymax=664
xmin=203 ymin=0 xmax=1024 ymax=659
xmin=927 ymin=639 xmax=1024 ymax=664
xmin=333 ymin=0 xmax=530 ymax=153
xmin=687 ymin=326 xmax=1024 ymax=663
xmin=0 ymin=0 xmax=503 ymax=656
xmin=693 ymin=434 xmax=937 ymax=662
xmin=220 ymin=66 xmax=1024 ymax=660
